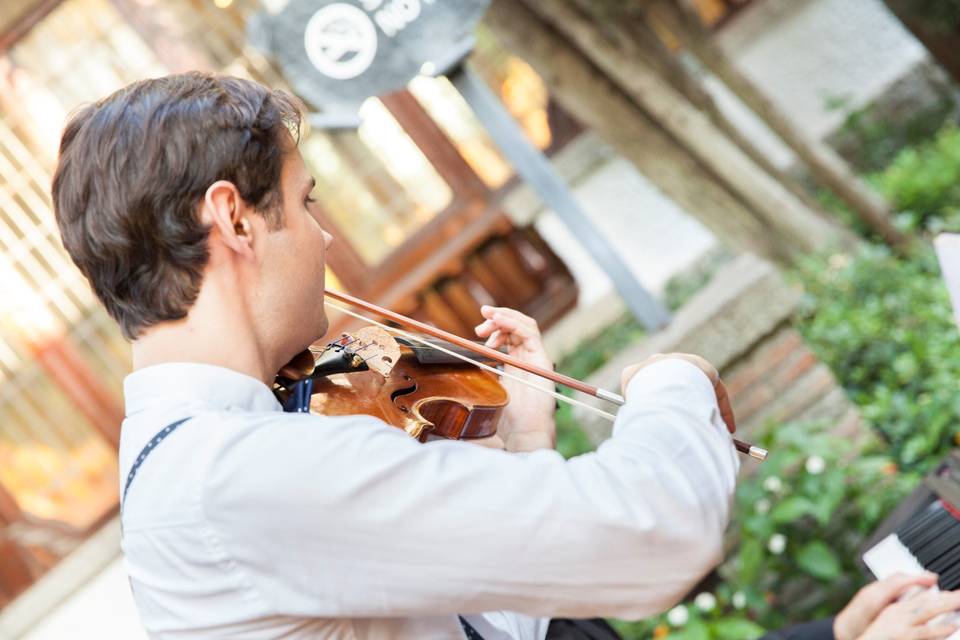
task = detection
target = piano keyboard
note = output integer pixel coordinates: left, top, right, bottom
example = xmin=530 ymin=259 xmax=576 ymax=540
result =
xmin=865 ymin=501 xmax=960 ymax=589
xmin=861 ymin=449 xmax=960 ymax=636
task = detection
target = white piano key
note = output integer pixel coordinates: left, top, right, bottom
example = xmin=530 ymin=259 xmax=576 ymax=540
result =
xmin=863 ymin=533 xmax=926 ymax=579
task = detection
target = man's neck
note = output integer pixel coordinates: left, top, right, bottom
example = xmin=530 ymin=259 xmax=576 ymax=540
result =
xmin=131 ymin=273 xmax=277 ymax=385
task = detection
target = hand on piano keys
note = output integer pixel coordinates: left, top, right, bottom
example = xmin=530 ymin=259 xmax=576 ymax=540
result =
xmin=847 ymin=576 xmax=960 ymax=640
xmin=861 ymin=500 xmax=960 ymax=639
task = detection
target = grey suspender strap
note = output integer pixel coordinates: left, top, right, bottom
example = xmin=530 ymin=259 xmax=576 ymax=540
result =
xmin=459 ymin=617 xmax=485 ymax=639
xmin=120 ymin=417 xmax=192 ymax=515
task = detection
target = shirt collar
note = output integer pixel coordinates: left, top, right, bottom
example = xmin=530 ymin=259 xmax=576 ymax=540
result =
xmin=124 ymin=362 xmax=283 ymax=416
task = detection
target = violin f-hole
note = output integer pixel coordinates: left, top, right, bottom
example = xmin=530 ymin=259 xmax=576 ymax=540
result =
xmin=389 ymin=375 xmax=418 ymax=409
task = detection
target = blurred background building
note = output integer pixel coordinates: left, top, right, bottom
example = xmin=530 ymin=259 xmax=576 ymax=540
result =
xmin=0 ymin=1 xmax=583 ymax=621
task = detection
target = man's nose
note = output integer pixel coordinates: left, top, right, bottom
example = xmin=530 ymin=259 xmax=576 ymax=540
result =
xmin=322 ymin=229 xmax=334 ymax=249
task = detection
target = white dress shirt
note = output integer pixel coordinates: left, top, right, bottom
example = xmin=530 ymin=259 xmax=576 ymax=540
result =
xmin=119 ymin=359 xmax=738 ymax=639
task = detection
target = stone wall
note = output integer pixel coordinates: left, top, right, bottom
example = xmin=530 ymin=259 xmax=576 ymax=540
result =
xmin=707 ymin=0 xmax=958 ymax=173
xmin=718 ymin=0 xmax=930 ymax=141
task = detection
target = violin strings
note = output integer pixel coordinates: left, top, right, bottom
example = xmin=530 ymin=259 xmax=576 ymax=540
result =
xmin=324 ymin=300 xmax=618 ymax=423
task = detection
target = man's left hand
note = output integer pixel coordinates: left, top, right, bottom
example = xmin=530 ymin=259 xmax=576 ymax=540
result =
xmin=474 ymin=306 xmax=556 ymax=453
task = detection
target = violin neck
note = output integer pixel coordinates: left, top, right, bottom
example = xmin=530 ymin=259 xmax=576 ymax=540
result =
xmin=398 ymin=337 xmax=503 ymax=366
xmin=275 ymin=346 xmax=368 ymax=391
xmin=312 ymin=346 xmax=370 ymax=377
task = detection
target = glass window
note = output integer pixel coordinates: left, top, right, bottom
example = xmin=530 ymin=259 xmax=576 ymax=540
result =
xmin=0 ymin=0 xmax=160 ymax=537
xmin=300 ymin=101 xmax=453 ymax=266
xmin=408 ymin=75 xmax=513 ymax=188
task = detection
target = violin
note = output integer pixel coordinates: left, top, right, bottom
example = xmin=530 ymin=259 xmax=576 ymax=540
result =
xmin=274 ymin=289 xmax=768 ymax=460
xmin=275 ymin=326 xmax=508 ymax=442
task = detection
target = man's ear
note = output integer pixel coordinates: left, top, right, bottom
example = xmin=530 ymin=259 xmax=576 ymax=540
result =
xmin=201 ymin=180 xmax=255 ymax=258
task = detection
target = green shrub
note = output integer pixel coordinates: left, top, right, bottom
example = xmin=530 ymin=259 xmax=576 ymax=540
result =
xmin=795 ymin=246 xmax=960 ymax=468
xmin=611 ymin=421 xmax=917 ymax=639
xmin=827 ymin=93 xmax=957 ymax=174
xmin=875 ymin=124 xmax=960 ymax=233
xmin=722 ymin=422 xmax=916 ymax=628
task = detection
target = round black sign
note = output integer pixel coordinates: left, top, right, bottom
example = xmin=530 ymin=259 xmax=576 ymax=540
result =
xmin=249 ymin=0 xmax=490 ymax=127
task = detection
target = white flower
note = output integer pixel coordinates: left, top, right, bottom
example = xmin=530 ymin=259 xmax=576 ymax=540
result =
xmin=768 ymin=533 xmax=787 ymax=555
xmin=763 ymin=476 xmax=783 ymax=492
xmin=805 ymin=455 xmax=826 ymax=475
xmin=755 ymin=498 xmax=771 ymax=514
xmin=694 ymin=592 xmax=717 ymax=612
xmin=666 ymin=605 xmax=689 ymax=626
xmin=732 ymin=591 xmax=747 ymax=609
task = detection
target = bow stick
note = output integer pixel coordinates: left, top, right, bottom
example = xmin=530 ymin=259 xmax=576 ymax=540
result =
xmin=324 ymin=289 xmax=767 ymax=461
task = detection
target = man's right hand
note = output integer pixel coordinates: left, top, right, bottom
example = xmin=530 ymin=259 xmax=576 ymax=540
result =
xmin=620 ymin=353 xmax=736 ymax=434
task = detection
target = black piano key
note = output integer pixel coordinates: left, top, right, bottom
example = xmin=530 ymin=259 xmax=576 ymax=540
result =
xmin=909 ymin=509 xmax=955 ymax=552
xmin=923 ymin=528 xmax=960 ymax=573
xmin=899 ymin=503 xmax=944 ymax=542
xmin=899 ymin=509 xmax=941 ymax=546
xmin=899 ymin=506 xmax=947 ymax=549
xmin=921 ymin=516 xmax=960 ymax=564
xmin=900 ymin=502 xmax=946 ymax=535
xmin=932 ymin=537 xmax=960 ymax=586
xmin=906 ymin=512 xmax=955 ymax=558
xmin=915 ymin=521 xmax=960 ymax=564
xmin=935 ymin=516 xmax=960 ymax=547
xmin=939 ymin=563 xmax=960 ymax=590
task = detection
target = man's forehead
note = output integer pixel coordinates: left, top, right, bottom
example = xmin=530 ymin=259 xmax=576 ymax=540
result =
xmin=280 ymin=145 xmax=310 ymax=184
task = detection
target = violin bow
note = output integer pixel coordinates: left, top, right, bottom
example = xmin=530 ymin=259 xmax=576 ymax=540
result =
xmin=324 ymin=289 xmax=767 ymax=461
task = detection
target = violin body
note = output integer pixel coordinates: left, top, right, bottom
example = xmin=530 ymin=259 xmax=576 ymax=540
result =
xmin=307 ymin=343 xmax=508 ymax=442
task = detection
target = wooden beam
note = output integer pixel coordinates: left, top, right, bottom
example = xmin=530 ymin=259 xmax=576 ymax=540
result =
xmin=30 ymin=336 xmax=124 ymax=451
xmin=484 ymin=0 xmax=790 ymax=262
xmin=0 ymin=0 xmax=64 ymax=55
xmin=106 ymin=0 xmax=215 ymax=73
xmin=379 ymin=90 xmax=488 ymax=200
xmin=883 ymin=0 xmax=960 ymax=85
xmin=647 ymin=0 xmax=907 ymax=250
xmin=0 ymin=483 xmax=23 ymax=527
xmin=526 ymin=0 xmax=850 ymax=254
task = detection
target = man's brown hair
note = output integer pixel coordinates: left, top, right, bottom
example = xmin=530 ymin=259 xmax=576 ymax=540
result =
xmin=52 ymin=72 xmax=301 ymax=340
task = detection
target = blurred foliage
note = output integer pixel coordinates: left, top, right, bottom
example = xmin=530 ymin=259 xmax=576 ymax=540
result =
xmin=556 ymin=313 xmax=646 ymax=383
xmin=794 ymin=246 xmax=960 ymax=469
xmin=612 ymin=421 xmax=917 ymax=638
xmin=554 ymin=400 xmax=596 ymax=460
xmin=826 ymin=93 xmax=957 ymax=174
xmin=874 ymin=125 xmax=960 ymax=233
xmin=797 ymin=120 xmax=960 ymax=469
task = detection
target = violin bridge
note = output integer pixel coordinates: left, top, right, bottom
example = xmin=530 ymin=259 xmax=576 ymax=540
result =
xmin=345 ymin=326 xmax=400 ymax=377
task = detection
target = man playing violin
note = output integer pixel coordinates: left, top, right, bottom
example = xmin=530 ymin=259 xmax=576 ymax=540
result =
xmin=52 ymin=72 xmax=741 ymax=639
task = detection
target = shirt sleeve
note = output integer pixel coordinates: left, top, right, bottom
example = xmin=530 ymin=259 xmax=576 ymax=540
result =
xmin=202 ymin=358 xmax=739 ymax=621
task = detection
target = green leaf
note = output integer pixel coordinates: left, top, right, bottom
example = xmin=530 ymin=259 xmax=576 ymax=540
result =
xmin=710 ymin=618 xmax=767 ymax=640
xmin=770 ymin=496 xmax=816 ymax=524
xmin=738 ymin=539 xmax=764 ymax=582
xmin=669 ymin=618 xmax=710 ymax=640
xmin=901 ymin=434 xmax=933 ymax=465
xmin=796 ymin=541 xmax=841 ymax=580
